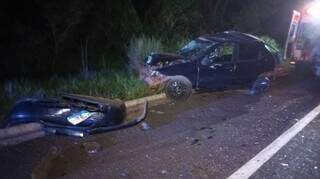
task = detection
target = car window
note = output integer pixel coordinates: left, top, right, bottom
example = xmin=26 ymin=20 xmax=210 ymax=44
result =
xmin=201 ymin=42 xmax=234 ymax=65
xmin=179 ymin=38 xmax=214 ymax=59
xmin=238 ymin=43 xmax=259 ymax=61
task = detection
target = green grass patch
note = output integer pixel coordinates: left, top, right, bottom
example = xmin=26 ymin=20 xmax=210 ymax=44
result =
xmin=0 ymin=70 xmax=152 ymax=119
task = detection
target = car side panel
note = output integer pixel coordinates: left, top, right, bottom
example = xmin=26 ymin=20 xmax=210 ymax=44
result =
xmin=198 ymin=61 xmax=235 ymax=89
xmin=233 ymin=43 xmax=261 ymax=85
xmin=158 ymin=61 xmax=198 ymax=87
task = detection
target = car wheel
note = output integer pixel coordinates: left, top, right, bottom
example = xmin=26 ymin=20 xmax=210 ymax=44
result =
xmin=250 ymin=76 xmax=270 ymax=95
xmin=164 ymin=76 xmax=192 ymax=101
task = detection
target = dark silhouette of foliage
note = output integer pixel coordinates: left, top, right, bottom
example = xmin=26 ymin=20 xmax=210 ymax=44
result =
xmin=1 ymin=0 xmax=310 ymax=79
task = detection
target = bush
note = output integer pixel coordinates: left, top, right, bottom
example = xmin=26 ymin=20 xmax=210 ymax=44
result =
xmin=127 ymin=35 xmax=191 ymax=74
xmin=258 ymin=35 xmax=281 ymax=52
xmin=165 ymin=36 xmax=191 ymax=53
xmin=127 ymin=35 xmax=164 ymax=74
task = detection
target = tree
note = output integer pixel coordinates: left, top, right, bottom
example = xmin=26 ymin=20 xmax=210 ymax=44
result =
xmin=35 ymin=0 xmax=88 ymax=72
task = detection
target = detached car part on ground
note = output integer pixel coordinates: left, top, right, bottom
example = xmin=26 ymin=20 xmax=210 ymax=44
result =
xmin=144 ymin=31 xmax=281 ymax=101
xmin=3 ymin=94 xmax=148 ymax=138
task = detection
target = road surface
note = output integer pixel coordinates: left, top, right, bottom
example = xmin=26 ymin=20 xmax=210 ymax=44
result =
xmin=1 ymin=74 xmax=320 ymax=179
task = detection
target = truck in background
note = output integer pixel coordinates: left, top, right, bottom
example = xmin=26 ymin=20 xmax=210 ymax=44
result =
xmin=285 ymin=1 xmax=320 ymax=77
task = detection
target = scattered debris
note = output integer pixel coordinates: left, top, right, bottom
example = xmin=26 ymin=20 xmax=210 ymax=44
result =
xmin=150 ymin=109 xmax=164 ymax=114
xmin=191 ymin=139 xmax=200 ymax=145
xmin=120 ymin=169 xmax=130 ymax=177
xmin=241 ymin=144 xmax=247 ymax=147
xmin=200 ymin=127 xmax=206 ymax=130
xmin=141 ymin=122 xmax=151 ymax=131
xmin=280 ymin=163 xmax=289 ymax=167
xmin=82 ymin=142 xmax=102 ymax=154
xmin=160 ymin=170 xmax=169 ymax=175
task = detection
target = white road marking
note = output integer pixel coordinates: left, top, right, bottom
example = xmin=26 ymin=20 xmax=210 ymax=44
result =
xmin=227 ymin=103 xmax=320 ymax=179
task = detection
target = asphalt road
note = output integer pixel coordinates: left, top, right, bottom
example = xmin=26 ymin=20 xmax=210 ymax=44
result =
xmin=1 ymin=74 xmax=320 ymax=179
xmin=252 ymin=114 xmax=320 ymax=179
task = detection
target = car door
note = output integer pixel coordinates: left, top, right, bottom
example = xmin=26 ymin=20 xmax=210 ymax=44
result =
xmin=233 ymin=43 xmax=260 ymax=85
xmin=258 ymin=44 xmax=277 ymax=73
xmin=198 ymin=42 xmax=236 ymax=89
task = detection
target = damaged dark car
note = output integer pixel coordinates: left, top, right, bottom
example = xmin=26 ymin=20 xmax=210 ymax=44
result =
xmin=145 ymin=31 xmax=280 ymax=100
xmin=4 ymin=94 xmax=147 ymax=138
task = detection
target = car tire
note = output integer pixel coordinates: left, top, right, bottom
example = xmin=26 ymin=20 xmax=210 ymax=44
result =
xmin=250 ymin=76 xmax=270 ymax=95
xmin=164 ymin=76 xmax=192 ymax=101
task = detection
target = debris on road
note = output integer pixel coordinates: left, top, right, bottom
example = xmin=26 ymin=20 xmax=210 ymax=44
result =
xmin=82 ymin=141 xmax=102 ymax=154
xmin=160 ymin=170 xmax=169 ymax=175
xmin=140 ymin=122 xmax=151 ymax=131
xmin=191 ymin=139 xmax=200 ymax=145
xmin=1 ymin=94 xmax=148 ymax=143
xmin=150 ymin=109 xmax=164 ymax=114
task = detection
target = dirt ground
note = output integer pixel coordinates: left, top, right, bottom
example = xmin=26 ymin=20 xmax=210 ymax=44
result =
xmin=1 ymin=74 xmax=320 ymax=179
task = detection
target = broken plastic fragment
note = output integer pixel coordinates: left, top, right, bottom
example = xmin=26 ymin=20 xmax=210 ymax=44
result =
xmin=67 ymin=110 xmax=92 ymax=125
xmin=82 ymin=141 xmax=101 ymax=154
xmin=141 ymin=122 xmax=151 ymax=131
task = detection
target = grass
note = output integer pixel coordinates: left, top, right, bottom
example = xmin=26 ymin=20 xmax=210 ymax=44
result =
xmin=127 ymin=34 xmax=190 ymax=74
xmin=127 ymin=35 xmax=164 ymax=73
xmin=0 ymin=70 xmax=152 ymax=119
xmin=1 ymin=34 xmax=189 ymax=120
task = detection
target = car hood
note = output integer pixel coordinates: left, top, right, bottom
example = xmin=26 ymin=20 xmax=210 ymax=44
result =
xmin=145 ymin=52 xmax=186 ymax=66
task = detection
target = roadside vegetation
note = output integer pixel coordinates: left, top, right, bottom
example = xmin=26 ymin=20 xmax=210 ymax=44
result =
xmin=127 ymin=35 xmax=189 ymax=75
xmin=0 ymin=35 xmax=280 ymax=114
xmin=0 ymin=70 xmax=150 ymax=117
xmin=1 ymin=1 xmax=285 ymax=121
xmin=258 ymin=35 xmax=282 ymax=52
xmin=0 ymin=0 xmax=303 ymax=126
xmin=0 ymin=35 xmax=189 ymax=118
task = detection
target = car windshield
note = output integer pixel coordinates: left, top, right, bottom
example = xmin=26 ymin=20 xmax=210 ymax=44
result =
xmin=179 ymin=38 xmax=214 ymax=59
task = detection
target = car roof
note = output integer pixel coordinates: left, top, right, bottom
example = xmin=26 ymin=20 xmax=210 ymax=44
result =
xmin=199 ymin=31 xmax=263 ymax=44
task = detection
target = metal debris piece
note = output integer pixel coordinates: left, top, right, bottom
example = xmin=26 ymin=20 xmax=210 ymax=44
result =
xmin=141 ymin=122 xmax=151 ymax=131
xmin=191 ymin=139 xmax=200 ymax=145
xmin=280 ymin=163 xmax=289 ymax=167
xmin=82 ymin=141 xmax=102 ymax=154
xmin=120 ymin=169 xmax=130 ymax=177
xmin=160 ymin=170 xmax=169 ymax=175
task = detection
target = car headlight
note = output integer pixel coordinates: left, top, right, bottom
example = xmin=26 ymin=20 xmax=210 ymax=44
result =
xmin=146 ymin=55 xmax=152 ymax=64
